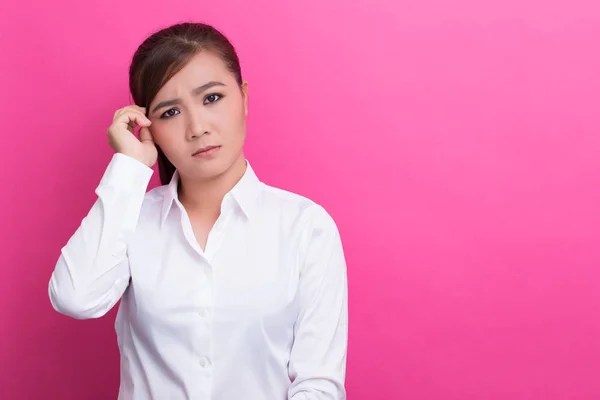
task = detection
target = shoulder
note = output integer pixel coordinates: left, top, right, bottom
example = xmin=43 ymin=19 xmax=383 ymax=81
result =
xmin=259 ymin=182 xmax=339 ymax=235
xmin=258 ymin=185 xmax=347 ymax=278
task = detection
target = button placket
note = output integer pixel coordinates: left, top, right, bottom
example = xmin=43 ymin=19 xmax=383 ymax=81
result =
xmin=195 ymin=264 xmax=214 ymax=379
xmin=199 ymin=357 xmax=211 ymax=368
xmin=204 ymin=193 xmax=236 ymax=260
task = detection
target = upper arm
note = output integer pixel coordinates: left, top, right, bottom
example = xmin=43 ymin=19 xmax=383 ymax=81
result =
xmin=288 ymin=205 xmax=348 ymax=399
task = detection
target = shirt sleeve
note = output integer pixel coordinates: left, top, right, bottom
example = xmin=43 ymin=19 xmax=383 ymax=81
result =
xmin=288 ymin=205 xmax=349 ymax=400
xmin=48 ymin=153 xmax=153 ymax=319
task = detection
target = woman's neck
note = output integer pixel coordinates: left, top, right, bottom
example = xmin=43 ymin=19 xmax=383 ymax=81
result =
xmin=178 ymin=155 xmax=247 ymax=218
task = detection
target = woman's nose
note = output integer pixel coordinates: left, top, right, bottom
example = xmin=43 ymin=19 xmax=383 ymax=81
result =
xmin=186 ymin=112 xmax=208 ymax=140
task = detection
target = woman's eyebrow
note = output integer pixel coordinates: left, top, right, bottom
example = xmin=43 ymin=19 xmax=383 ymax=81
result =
xmin=192 ymin=81 xmax=226 ymax=95
xmin=151 ymin=81 xmax=226 ymax=114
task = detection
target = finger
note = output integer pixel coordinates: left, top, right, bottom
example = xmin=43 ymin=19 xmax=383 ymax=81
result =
xmin=124 ymin=105 xmax=146 ymax=115
xmin=119 ymin=111 xmax=151 ymax=129
xmin=114 ymin=107 xmax=147 ymax=121
xmin=133 ymin=114 xmax=152 ymax=131
xmin=139 ymin=126 xmax=154 ymax=144
xmin=130 ymin=105 xmax=147 ymax=116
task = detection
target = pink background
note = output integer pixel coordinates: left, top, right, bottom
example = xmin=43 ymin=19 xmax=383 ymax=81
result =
xmin=1 ymin=0 xmax=599 ymax=399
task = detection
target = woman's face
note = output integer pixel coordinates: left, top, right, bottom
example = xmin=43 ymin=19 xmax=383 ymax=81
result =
xmin=147 ymin=51 xmax=248 ymax=182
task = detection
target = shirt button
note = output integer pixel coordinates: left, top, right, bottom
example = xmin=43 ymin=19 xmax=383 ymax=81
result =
xmin=199 ymin=357 xmax=211 ymax=368
xmin=198 ymin=309 xmax=208 ymax=318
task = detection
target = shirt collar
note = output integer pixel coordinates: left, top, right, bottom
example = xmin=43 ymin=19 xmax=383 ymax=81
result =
xmin=160 ymin=160 xmax=261 ymax=227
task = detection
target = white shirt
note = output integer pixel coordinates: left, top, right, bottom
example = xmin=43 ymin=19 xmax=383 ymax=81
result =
xmin=48 ymin=153 xmax=348 ymax=400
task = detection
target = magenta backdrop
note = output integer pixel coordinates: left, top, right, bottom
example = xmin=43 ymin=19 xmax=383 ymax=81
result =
xmin=1 ymin=0 xmax=599 ymax=399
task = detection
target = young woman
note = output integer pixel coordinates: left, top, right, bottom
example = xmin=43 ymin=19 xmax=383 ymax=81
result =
xmin=48 ymin=22 xmax=348 ymax=399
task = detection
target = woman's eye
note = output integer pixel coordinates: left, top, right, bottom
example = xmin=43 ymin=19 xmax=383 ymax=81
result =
xmin=161 ymin=108 xmax=180 ymax=119
xmin=204 ymin=94 xmax=222 ymax=105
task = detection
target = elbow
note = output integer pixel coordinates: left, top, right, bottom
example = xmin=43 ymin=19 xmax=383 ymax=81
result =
xmin=289 ymin=384 xmax=345 ymax=400
xmin=288 ymin=372 xmax=346 ymax=400
xmin=48 ymin=275 xmax=110 ymax=320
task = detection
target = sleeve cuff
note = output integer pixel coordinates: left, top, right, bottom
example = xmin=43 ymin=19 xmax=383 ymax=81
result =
xmin=98 ymin=153 xmax=154 ymax=194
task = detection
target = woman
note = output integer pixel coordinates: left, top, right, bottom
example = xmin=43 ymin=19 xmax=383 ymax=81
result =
xmin=48 ymin=22 xmax=348 ymax=399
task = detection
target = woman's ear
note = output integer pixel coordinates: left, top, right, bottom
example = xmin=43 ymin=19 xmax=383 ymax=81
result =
xmin=241 ymin=81 xmax=249 ymax=116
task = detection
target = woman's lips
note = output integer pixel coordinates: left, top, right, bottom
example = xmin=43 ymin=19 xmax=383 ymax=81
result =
xmin=192 ymin=145 xmax=221 ymax=158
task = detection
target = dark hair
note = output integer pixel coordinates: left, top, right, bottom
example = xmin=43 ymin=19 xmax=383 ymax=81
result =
xmin=129 ymin=22 xmax=243 ymax=185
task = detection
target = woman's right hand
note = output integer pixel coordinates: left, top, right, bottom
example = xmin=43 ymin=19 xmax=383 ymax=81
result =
xmin=107 ymin=105 xmax=158 ymax=168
